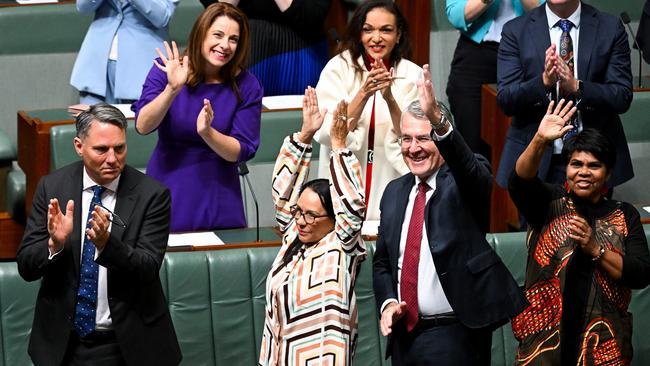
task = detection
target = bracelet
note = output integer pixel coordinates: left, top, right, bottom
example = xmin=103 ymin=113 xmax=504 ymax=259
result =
xmin=592 ymin=245 xmax=606 ymax=261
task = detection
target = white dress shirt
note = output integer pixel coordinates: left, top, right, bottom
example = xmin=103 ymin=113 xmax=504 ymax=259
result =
xmin=81 ymin=169 xmax=121 ymax=330
xmin=380 ymin=125 xmax=454 ymax=316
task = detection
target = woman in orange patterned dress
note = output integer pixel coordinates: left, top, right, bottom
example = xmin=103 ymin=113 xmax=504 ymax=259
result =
xmin=258 ymin=87 xmax=366 ymax=365
xmin=508 ymin=99 xmax=650 ymax=365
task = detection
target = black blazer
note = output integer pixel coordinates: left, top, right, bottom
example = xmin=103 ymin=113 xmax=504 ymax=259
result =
xmin=17 ymin=162 xmax=181 ymax=366
xmin=373 ymin=130 xmax=527 ymax=353
xmin=496 ymin=3 xmax=634 ymax=188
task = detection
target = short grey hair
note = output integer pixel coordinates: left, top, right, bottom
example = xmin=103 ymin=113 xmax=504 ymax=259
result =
xmin=75 ymin=103 xmax=128 ymax=139
xmin=399 ymin=99 xmax=455 ymax=130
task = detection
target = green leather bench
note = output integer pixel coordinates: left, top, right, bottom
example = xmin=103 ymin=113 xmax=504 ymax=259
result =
xmin=2 ymin=229 xmax=649 ymax=365
xmin=0 ymin=129 xmax=15 ymax=211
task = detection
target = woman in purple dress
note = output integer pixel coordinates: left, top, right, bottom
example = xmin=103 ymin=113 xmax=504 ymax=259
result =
xmin=134 ymin=3 xmax=263 ymax=232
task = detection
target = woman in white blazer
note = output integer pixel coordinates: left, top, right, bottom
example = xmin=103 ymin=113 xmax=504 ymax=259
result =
xmin=314 ymin=0 xmax=421 ymax=220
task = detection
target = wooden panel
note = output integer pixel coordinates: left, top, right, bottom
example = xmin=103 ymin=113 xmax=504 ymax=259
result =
xmin=0 ymin=212 xmax=24 ymax=259
xmin=480 ymin=84 xmax=519 ymax=232
xmin=396 ymin=0 xmax=431 ymax=66
xmin=17 ymin=110 xmax=74 ymax=216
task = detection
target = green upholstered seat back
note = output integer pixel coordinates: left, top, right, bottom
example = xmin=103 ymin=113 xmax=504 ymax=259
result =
xmin=0 ymin=262 xmax=39 ymax=366
xmin=242 ymin=109 xmax=321 ymax=228
xmin=621 ymin=91 xmax=650 ymax=143
xmin=249 ymin=110 xmax=318 ymax=164
xmin=2 ymin=229 xmax=650 ymax=365
xmin=162 ymin=243 xmax=387 ymax=365
xmin=49 ymin=123 xmax=158 ymax=172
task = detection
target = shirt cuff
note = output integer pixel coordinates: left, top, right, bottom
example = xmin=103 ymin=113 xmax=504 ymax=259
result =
xmin=48 ymin=246 xmax=63 ymax=260
xmin=432 ymin=124 xmax=453 ymax=141
xmin=380 ymin=298 xmax=399 ymax=314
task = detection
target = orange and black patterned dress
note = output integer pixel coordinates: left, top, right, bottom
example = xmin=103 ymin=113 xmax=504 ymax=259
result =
xmin=508 ymin=173 xmax=650 ymax=366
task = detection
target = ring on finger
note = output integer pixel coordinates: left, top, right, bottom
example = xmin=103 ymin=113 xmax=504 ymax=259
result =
xmin=372 ymin=79 xmax=378 ymax=84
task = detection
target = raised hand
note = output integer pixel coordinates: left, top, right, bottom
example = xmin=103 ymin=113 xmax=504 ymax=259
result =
xmin=86 ymin=205 xmax=112 ymax=251
xmin=555 ymin=55 xmax=577 ymax=95
xmin=543 ymin=44 xmax=558 ymax=88
xmin=330 ymin=100 xmax=352 ymax=150
xmin=299 ymin=86 xmax=327 ymax=143
xmin=47 ymin=198 xmax=74 ymax=254
xmin=196 ymin=98 xmax=214 ymax=137
xmin=415 ymin=64 xmax=441 ymax=123
xmin=537 ymin=99 xmax=576 ymax=141
xmin=154 ymin=41 xmax=189 ymax=93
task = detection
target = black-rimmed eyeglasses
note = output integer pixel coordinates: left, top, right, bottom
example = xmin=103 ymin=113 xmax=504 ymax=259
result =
xmin=289 ymin=205 xmax=329 ymax=225
xmin=91 ymin=203 xmax=127 ymax=228
xmin=398 ymin=135 xmax=434 ymax=147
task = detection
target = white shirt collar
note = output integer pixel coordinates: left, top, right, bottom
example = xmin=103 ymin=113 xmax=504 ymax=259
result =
xmin=414 ymin=169 xmax=439 ymax=191
xmin=546 ymin=2 xmax=581 ymax=30
xmin=82 ymin=168 xmax=121 ymax=193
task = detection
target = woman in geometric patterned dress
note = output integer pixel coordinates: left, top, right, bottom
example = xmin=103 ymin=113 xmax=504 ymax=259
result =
xmin=259 ymin=87 xmax=367 ymax=365
xmin=508 ymin=99 xmax=650 ymax=365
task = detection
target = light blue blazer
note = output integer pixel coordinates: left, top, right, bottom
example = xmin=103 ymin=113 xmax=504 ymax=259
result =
xmin=70 ymin=0 xmax=178 ymax=100
xmin=446 ymin=0 xmax=544 ymax=43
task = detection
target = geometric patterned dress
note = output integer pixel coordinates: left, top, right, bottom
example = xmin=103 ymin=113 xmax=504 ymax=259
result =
xmin=509 ymin=174 xmax=650 ymax=366
xmin=259 ymin=133 xmax=367 ymax=365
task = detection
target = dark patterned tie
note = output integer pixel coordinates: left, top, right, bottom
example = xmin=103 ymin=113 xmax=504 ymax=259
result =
xmin=400 ymin=182 xmax=429 ymax=332
xmin=558 ymin=19 xmax=578 ymax=141
xmin=74 ymin=185 xmax=106 ymax=337
xmin=558 ymin=19 xmax=574 ymax=75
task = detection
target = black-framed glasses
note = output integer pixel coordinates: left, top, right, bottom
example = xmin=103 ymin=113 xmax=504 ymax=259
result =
xmin=91 ymin=203 xmax=127 ymax=228
xmin=398 ymin=135 xmax=434 ymax=147
xmin=289 ymin=205 xmax=329 ymax=225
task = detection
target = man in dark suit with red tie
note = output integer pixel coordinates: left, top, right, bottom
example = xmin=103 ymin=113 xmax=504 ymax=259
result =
xmin=17 ymin=103 xmax=181 ymax=366
xmin=372 ymin=65 xmax=527 ymax=365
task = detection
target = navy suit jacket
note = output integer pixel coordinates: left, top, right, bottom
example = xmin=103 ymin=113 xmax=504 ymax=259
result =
xmin=372 ymin=130 xmax=527 ymax=356
xmin=496 ymin=3 xmax=633 ymax=188
xmin=17 ymin=162 xmax=181 ymax=366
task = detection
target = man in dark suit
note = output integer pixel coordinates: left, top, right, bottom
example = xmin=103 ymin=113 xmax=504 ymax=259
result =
xmin=372 ymin=65 xmax=527 ymax=365
xmin=496 ymin=0 xmax=634 ymax=190
xmin=17 ymin=104 xmax=181 ymax=366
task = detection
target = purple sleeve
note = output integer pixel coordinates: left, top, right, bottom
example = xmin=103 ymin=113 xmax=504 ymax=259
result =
xmin=232 ymin=73 xmax=263 ymax=162
xmin=132 ymin=59 xmax=169 ymax=133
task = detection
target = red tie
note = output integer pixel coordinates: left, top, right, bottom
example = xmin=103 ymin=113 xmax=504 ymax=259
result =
xmin=400 ymin=182 xmax=429 ymax=332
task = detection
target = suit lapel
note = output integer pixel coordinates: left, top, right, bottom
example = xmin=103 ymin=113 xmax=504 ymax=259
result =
xmin=70 ymin=163 xmax=84 ymax=278
xmin=530 ymin=6 xmax=552 ymax=71
xmin=578 ymin=5 xmax=597 ymax=80
xmin=388 ymin=175 xmax=415 ymax=267
xmin=113 ymin=167 xmax=138 ymax=241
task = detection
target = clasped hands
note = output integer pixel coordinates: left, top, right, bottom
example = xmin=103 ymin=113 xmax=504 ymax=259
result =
xmin=47 ymin=198 xmax=111 ymax=256
xmin=363 ymin=57 xmax=397 ymax=99
xmin=543 ymin=44 xmax=578 ymax=94
xmin=568 ymin=215 xmax=602 ymax=259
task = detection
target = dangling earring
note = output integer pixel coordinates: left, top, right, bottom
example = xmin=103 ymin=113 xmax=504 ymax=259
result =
xmin=600 ymin=186 xmax=609 ymax=198
xmin=564 ymin=181 xmax=571 ymax=193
